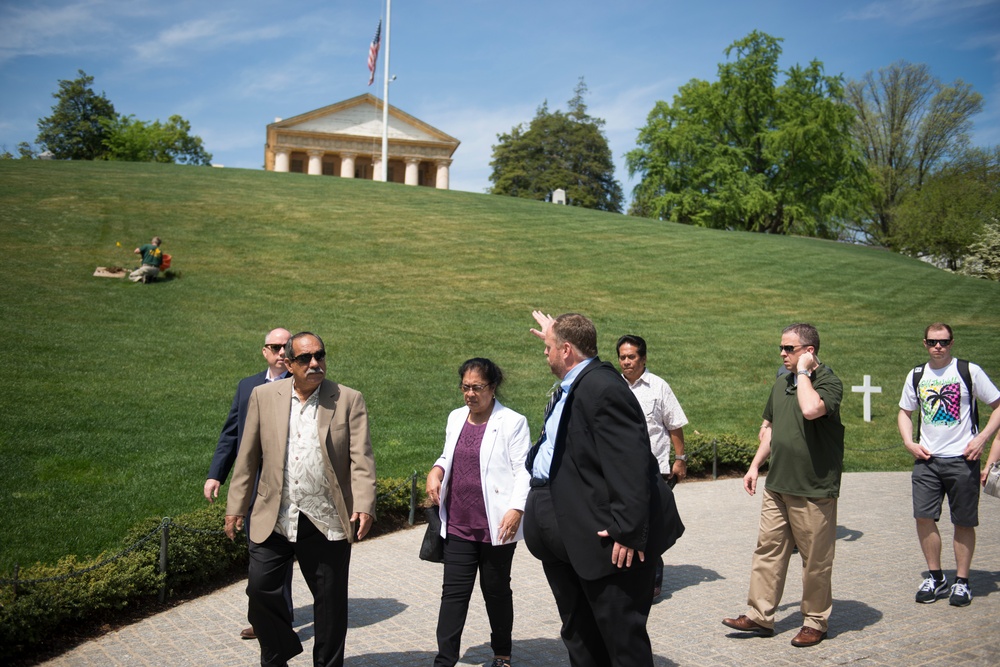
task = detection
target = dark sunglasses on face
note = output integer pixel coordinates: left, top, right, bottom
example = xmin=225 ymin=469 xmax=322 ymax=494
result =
xmin=925 ymin=339 xmax=952 ymax=348
xmin=264 ymin=343 xmax=285 ymax=353
xmin=289 ymin=349 xmax=326 ymax=365
xmin=779 ymin=345 xmax=805 ymax=354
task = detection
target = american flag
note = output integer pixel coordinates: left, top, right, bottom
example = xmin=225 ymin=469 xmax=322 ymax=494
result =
xmin=367 ymin=20 xmax=381 ymax=86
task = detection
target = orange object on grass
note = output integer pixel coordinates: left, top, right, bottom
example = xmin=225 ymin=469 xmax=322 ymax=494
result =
xmin=160 ymin=254 xmax=172 ymax=270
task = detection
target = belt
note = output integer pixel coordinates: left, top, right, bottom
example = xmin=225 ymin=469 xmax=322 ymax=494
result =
xmin=529 ymin=477 xmax=549 ymax=487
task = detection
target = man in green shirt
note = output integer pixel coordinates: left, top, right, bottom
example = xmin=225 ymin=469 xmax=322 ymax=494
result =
xmin=129 ymin=236 xmax=163 ymax=283
xmin=723 ymin=323 xmax=844 ymax=648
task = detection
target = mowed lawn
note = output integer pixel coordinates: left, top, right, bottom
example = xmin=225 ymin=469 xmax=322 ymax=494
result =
xmin=1 ymin=159 xmax=999 ymax=571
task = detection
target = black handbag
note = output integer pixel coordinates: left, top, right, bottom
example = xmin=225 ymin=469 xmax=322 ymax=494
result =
xmin=419 ymin=506 xmax=445 ymax=563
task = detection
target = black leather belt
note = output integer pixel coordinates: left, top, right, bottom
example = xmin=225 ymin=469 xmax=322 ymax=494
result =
xmin=529 ymin=477 xmax=549 ymax=487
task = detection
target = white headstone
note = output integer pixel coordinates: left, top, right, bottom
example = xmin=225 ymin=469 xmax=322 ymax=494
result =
xmin=851 ymin=375 xmax=883 ymax=422
xmin=552 ymin=188 xmax=566 ymax=205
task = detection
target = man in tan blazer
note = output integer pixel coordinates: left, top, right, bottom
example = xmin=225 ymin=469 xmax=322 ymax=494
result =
xmin=225 ymin=331 xmax=377 ymax=667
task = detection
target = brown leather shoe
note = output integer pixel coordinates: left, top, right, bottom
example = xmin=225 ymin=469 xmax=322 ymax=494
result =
xmin=721 ymin=614 xmax=774 ymax=636
xmin=239 ymin=626 xmax=257 ymax=640
xmin=790 ymin=626 xmax=826 ymax=647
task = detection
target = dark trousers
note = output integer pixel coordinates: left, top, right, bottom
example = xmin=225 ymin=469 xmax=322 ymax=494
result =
xmin=248 ymin=515 xmax=351 ymax=667
xmin=524 ymin=487 xmax=656 ymax=667
xmin=434 ymin=535 xmax=517 ymax=667
xmin=245 ymin=510 xmax=294 ymax=619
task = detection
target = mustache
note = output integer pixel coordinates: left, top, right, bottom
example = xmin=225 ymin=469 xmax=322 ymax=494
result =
xmin=306 ymin=368 xmax=325 ymax=376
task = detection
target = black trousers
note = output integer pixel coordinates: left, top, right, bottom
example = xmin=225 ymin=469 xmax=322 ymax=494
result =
xmin=248 ymin=515 xmax=351 ymax=667
xmin=434 ymin=535 xmax=517 ymax=667
xmin=524 ymin=486 xmax=656 ymax=667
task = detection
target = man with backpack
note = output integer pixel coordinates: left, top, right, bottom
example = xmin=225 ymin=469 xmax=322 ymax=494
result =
xmin=897 ymin=323 xmax=1000 ymax=607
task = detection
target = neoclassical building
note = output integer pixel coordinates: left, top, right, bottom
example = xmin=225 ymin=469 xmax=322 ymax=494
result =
xmin=264 ymin=93 xmax=460 ymax=189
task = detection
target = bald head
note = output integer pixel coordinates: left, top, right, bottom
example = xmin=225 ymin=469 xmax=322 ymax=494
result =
xmin=262 ymin=328 xmax=291 ymax=376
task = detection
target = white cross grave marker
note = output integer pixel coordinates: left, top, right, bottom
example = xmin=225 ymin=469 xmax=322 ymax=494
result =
xmin=851 ymin=375 xmax=882 ymax=422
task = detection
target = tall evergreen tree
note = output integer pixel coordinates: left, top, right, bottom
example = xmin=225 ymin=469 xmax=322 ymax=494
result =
xmin=36 ymin=70 xmax=116 ymax=160
xmin=490 ymin=80 xmax=623 ymax=213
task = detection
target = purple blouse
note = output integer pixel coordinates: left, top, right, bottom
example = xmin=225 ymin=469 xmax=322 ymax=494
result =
xmin=445 ymin=419 xmax=490 ymax=542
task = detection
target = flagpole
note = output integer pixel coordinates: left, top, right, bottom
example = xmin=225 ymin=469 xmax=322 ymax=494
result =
xmin=380 ymin=0 xmax=391 ymax=182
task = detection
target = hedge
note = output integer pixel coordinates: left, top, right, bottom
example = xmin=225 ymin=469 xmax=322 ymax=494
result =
xmin=0 ymin=474 xmax=419 ymax=662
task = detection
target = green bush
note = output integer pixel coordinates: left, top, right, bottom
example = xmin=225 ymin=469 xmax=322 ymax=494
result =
xmin=684 ymin=432 xmax=760 ymax=476
xmin=376 ymin=474 xmax=422 ymax=515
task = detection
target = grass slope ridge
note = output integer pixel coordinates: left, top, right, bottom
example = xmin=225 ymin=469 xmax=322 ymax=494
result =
xmin=1 ymin=160 xmax=998 ymax=569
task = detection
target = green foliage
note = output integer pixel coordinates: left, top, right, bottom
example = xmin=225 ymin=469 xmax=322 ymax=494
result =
xmin=684 ymin=432 xmax=759 ymax=475
xmin=376 ymin=475 xmax=423 ymax=515
xmin=490 ymin=79 xmax=623 ymax=212
xmin=627 ymin=31 xmax=869 ymax=237
xmin=892 ymin=147 xmax=1000 ymax=268
xmin=102 ymin=114 xmax=213 ymax=165
xmin=36 ymin=69 xmax=116 ymax=160
xmin=846 ymin=61 xmax=984 ymax=247
xmin=961 ymin=221 xmax=1000 ymax=281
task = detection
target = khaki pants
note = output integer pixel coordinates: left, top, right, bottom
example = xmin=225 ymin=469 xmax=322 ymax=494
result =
xmin=129 ymin=265 xmax=159 ymax=283
xmin=746 ymin=488 xmax=837 ymax=632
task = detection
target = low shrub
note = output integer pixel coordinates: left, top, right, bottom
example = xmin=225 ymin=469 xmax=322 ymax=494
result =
xmin=683 ymin=432 xmax=761 ymax=477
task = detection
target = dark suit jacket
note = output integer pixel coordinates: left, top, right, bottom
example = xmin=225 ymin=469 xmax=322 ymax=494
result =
xmin=207 ymin=370 xmax=287 ymax=483
xmin=226 ymin=377 xmax=378 ymax=545
xmin=542 ymin=359 xmax=684 ymax=580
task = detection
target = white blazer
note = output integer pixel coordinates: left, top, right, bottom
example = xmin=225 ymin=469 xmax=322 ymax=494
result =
xmin=434 ymin=400 xmax=532 ymax=545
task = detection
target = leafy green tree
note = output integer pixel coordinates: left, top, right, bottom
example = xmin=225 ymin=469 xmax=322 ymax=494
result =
xmin=102 ymin=114 xmax=212 ymax=165
xmin=16 ymin=142 xmax=36 ymax=160
xmin=893 ymin=147 xmax=1000 ymax=269
xmin=961 ymin=221 xmax=1000 ymax=281
xmin=627 ymin=31 xmax=870 ymax=237
xmin=36 ymin=70 xmax=116 ymax=160
xmin=846 ymin=61 xmax=983 ymax=246
xmin=490 ymin=79 xmax=623 ymax=212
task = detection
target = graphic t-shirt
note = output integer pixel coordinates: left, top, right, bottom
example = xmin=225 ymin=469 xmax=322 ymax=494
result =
xmin=899 ymin=359 xmax=1000 ymax=457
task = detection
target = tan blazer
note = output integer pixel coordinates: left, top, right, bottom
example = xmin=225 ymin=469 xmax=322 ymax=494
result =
xmin=226 ymin=377 xmax=377 ymax=545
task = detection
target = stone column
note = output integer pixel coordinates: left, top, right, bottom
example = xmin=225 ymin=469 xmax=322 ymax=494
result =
xmin=435 ymin=159 xmax=452 ymax=190
xmin=404 ymin=158 xmax=420 ymax=186
xmin=274 ymin=148 xmax=290 ymax=173
xmin=307 ymin=150 xmax=324 ymax=176
xmin=372 ymin=156 xmax=383 ymax=181
xmin=340 ymin=152 xmax=357 ymax=179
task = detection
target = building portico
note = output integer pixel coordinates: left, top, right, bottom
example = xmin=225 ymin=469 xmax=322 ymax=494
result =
xmin=265 ymin=94 xmax=460 ymax=189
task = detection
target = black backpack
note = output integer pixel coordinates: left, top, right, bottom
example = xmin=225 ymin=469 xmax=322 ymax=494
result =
xmin=911 ymin=359 xmax=978 ymax=443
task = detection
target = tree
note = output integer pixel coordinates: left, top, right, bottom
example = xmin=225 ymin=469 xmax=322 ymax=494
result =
xmin=627 ymin=31 xmax=870 ymax=237
xmin=892 ymin=147 xmax=1000 ymax=269
xmin=961 ymin=220 xmax=1000 ymax=281
xmin=490 ymin=79 xmax=623 ymax=212
xmin=846 ymin=61 xmax=983 ymax=246
xmin=102 ymin=114 xmax=212 ymax=165
xmin=36 ymin=70 xmax=116 ymax=160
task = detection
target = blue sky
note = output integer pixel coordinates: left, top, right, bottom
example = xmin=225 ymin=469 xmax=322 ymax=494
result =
xmin=1 ymin=0 xmax=998 ymax=197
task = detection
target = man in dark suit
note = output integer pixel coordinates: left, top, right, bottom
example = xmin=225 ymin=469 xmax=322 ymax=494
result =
xmin=205 ymin=326 xmax=290 ymax=639
xmin=523 ymin=312 xmax=683 ymax=667
xmin=225 ymin=331 xmax=377 ymax=667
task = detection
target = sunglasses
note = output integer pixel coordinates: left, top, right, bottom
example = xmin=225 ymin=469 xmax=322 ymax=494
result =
xmin=925 ymin=339 xmax=952 ymax=348
xmin=264 ymin=343 xmax=285 ymax=353
xmin=288 ymin=349 xmax=326 ymax=365
xmin=779 ymin=345 xmax=805 ymax=354
xmin=460 ymin=383 xmax=491 ymax=393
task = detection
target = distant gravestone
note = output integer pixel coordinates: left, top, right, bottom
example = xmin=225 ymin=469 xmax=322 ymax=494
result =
xmin=552 ymin=188 xmax=566 ymax=205
xmin=851 ymin=375 xmax=882 ymax=422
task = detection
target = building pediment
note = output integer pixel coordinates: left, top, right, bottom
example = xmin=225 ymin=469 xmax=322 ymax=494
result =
xmin=268 ymin=93 xmax=459 ymax=148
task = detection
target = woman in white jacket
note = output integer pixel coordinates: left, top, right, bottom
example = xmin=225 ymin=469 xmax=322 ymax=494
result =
xmin=426 ymin=358 xmax=531 ymax=667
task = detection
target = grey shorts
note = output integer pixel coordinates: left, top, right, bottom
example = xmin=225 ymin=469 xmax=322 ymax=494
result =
xmin=912 ymin=457 xmax=980 ymax=527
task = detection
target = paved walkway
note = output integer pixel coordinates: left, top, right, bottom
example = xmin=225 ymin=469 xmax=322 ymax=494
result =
xmin=42 ymin=473 xmax=999 ymax=666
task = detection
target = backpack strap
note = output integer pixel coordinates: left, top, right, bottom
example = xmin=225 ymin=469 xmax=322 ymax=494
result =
xmin=912 ymin=363 xmax=925 ymax=443
xmin=957 ymin=359 xmax=979 ymax=435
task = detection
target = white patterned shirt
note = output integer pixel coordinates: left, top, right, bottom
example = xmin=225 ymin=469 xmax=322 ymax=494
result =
xmin=275 ymin=386 xmax=347 ymax=542
xmin=625 ymin=370 xmax=688 ymax=474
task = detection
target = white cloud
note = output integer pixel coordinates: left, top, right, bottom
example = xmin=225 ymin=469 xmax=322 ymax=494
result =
xmin=845 ymin=0 xmax=997 ymax=25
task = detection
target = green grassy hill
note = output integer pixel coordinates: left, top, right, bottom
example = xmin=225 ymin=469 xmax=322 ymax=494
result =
xmin=2 ymin=159 xmax=999 ymax=570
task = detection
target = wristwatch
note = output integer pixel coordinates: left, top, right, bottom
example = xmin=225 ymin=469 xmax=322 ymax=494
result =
xmin=797 ymin=370 xmax=811 ymax=377
xmin=675 ymin=454 xmax=687 ymax=462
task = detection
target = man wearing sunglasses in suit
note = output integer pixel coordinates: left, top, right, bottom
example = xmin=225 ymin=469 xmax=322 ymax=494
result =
xmin=723 ymin=323 xmax=844 ymax=648
xmin=226 ymin=331 xmax=377 ymax=667
xmin=205 ymin=327 xmax=291 ymax=640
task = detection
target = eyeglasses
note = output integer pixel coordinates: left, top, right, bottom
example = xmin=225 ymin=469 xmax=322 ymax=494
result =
xmin=925 ymin=339 xmax=953 ymax=348
xmin=288 ymin=349 xmax=326 ymax=365
xmin=264 ymin=343 xmax=285 ymax=353
xmin=460 ymin=383 xmax=491 ymax=393
xmin=779 ymin=345 xmax=805 ymax=354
